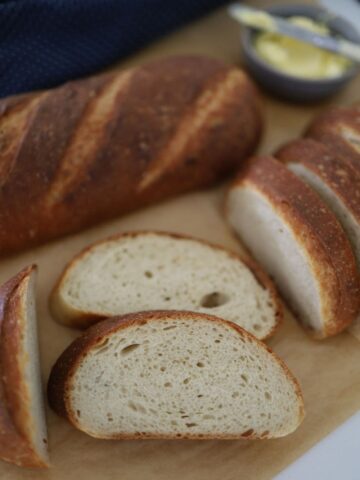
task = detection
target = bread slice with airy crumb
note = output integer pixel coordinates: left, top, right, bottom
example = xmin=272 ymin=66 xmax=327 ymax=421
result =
xmin=49 ymin=231 xmax=282 ymax=340
xmin=305 ymin=105 xmax=360 ymax=171
xmin=0 ymin=266 xmax=49 ymax=468
xmin=226 ymin=156 xmax=360 ymax=338
xmin=47 ymin=310 xmax=304 ymax=440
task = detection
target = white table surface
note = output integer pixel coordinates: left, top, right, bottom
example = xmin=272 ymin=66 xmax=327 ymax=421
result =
xmin=274 ymin=410 xmax=360 ymax=479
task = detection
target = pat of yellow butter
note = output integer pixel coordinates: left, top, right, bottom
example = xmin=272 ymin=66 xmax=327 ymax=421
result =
xmin=238 ymin=9 xmax=276 ymax=32
xmin=254 ymin=16 xmax=350 ymax=79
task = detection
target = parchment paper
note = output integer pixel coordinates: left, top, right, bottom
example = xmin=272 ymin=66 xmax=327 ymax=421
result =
xmin=2 ymin=2 xmax=360 ymax=479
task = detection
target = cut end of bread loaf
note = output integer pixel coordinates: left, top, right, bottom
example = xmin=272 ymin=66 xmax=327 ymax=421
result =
xmin=0 ymin=266 xmax=49 ymax=468
xmin=226 ymin=156 xmax=359 ymax=338
xmin=50 ymin=231 xmax=282 ymax=340
xmin=305 ymin=106 xmax=360 ymax=170
xmin=47 ymin=311 xmax=304 ymax=440
xmin=276 ymin=138 xmax=360 ymax=268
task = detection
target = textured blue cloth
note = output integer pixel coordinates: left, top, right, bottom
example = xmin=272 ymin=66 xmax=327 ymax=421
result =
xmin=0 ymin=0 xmax=227 ymax=98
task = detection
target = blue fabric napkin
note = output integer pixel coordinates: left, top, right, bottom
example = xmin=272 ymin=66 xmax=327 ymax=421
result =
xmin=0 ymin=0 xmax=228 ymax=98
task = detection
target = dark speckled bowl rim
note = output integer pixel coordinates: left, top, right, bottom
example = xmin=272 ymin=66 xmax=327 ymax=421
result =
xmin=241 ymin=4 xmax=360 ymax=85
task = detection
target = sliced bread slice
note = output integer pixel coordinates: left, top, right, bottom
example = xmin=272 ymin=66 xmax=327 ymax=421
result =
xmin=49 ymin=231 xmax=282 ymax=340
xmin=305 ymin=105 xmax=360 ymax=171
xmin=47 ymin=310 xmax=304 ymax=440
xmin=0 ymin=266 xmax=49 ymax=468
xmin=226 ymin=156 xmax=360 ymax=338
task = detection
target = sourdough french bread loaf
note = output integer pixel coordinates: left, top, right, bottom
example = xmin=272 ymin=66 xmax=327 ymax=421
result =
xmin=49 ymin=231 xmax=282 ymax=338
xmin=226 ymin=156 xmax=360 ymax=338
xmin=0 ymin=55 xmax=262 ymax=256
xmin=0 ymin=266 xmax=49 ymax=468
xmin=47 ymin=310 xmax=304 ymax=440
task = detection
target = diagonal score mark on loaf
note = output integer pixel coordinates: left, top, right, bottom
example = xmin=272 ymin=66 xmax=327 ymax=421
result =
xmin=45 ymin=70 xmax=134 ymax=207
xmin=340 ymin=125 xmax=360 ymax=153
xmin=0 ymin=94 xmax=48 ymax=187
xmin=138 ymin=70 xmax=247 ymax=191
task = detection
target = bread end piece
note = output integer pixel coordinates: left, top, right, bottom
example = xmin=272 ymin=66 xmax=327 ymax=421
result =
xmin=305 ymin=105 xmax=360 ymax=171
xmin=0 ymin=266 xmax=49 ymax=468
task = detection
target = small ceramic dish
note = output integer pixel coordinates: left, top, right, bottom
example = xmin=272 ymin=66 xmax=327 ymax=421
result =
xmin=241 ymin=4 xmax=360 ymax=101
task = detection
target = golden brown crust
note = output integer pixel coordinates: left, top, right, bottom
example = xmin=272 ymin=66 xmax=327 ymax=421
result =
xmin=47 ymin=310 xmax=304 ymax=440
xmin=0 ymin=265 xmax=49 ymax=468
xmin=305 ymin=105 xmax=360 ymax=171
xmin=230 ymin=156 xmax=360 ymax=338
xmin=276 ymin=138 xmax=360 ymax=227
xmin=0 ymin=56 xmax=262 ymax=257
xmin=49 ymin=230 xmax=283 ymax=336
